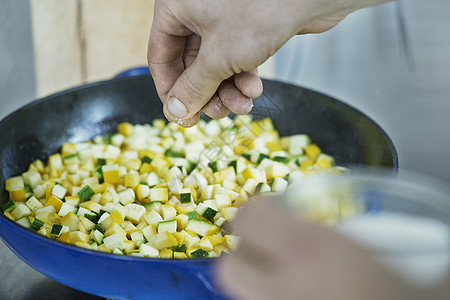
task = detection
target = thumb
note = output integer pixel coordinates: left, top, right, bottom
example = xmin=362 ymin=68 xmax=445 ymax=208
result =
xmin=164 ymin=54 xmax=227 ymax=126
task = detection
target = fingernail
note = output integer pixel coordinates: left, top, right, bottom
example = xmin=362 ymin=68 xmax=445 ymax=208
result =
xmin=167 ymin=97 xmax=188 ymax=119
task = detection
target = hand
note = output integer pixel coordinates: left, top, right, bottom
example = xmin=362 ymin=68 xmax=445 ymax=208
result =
xmin=216 ymin=198 xmax=422 ymax=300
xmin=148 ymin=0 xmax=392 ymax=127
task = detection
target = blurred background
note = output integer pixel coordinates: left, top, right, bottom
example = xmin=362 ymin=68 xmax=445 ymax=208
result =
xmin=1 ymin=0 xmax=449 ymax=184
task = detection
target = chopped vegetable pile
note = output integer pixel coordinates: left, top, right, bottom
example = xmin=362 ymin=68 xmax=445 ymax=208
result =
xmin=2 ymin=116 xmax=345 ymax=258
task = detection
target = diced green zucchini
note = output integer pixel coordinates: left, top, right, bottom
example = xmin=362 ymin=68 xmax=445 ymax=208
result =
xmin=186 ymin=211 xmax=198 ymax=220
xmin=85 ymin=212 xmax=101 ymax=223
xmin=1 ymin=199 xmax=16 ymax=213
xmin=91 ymin=229 xmax=105 ymax=244
xmin=180 ymin=193 xmax=192 ymax=203
xmin=78 ymin=185 xmax=95 ymax=202
xmin=63 ymin=153 xmax=80 ymax=165
xmin=51 ymin=224 xmax=64 ymax=236
xmin=165 ymin=149 xmax=183 ymax=158
xmin=254 ymin=182 xmax=270 ymax=194
xmin=141 ymin=156 xmax=152 ymax=164
xmin=143 ymin=201 xmax=162 ymax=212
xmin=186 ymin=160 xmax=197 ymax=174
xmin=208 ymin=161 xmax=219 ymax=173
xmin=190 ymin=249 xmax=209 ymax=258
xmin=157 ymin=219 xmax=177 ymax=234
xmin=93 ymin=165 xmax=104 ymax=183
xmin=186 ymin=219 xmax=214 ymax=236
xmin=241 ymin=153 xmax=251 ymax=161
xmin=30 ymin=218 xmax=44 ymax=232
xmin=93 ymin=224 xmax=105 ymax=234
xmin=97 ymin=158 xmax=107 ymax=166
xmin=257 ymin=153 xmax=270 ymax=164
xmin=146 ymin=172 xmax=161 ymax=186
xmin=272 ymin=156 xmax=290 ymax=164
xmin=172 ymin=244 xmax=186 ymax=252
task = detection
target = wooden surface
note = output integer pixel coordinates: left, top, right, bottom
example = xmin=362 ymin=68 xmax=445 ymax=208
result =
xmin=31 ymin=0 xmax=154 ymax=97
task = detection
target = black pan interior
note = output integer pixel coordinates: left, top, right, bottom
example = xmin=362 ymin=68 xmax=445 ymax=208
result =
xmin=0 ymin=76 xmax=397 ymax=206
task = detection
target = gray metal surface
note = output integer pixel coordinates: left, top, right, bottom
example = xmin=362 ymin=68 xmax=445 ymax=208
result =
xmin=0 ymin=239 xmax=102 ymax=300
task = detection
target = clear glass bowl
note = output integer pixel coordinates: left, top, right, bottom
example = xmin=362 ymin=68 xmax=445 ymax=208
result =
xmin=284 ymin=169 xmax=450 ymax=288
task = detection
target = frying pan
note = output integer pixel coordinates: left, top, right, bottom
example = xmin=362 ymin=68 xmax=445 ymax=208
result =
xmin=0 ymin=75 xmax=398 ymax=299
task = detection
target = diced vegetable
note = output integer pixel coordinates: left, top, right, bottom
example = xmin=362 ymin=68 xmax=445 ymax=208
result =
xmin=3 ymin=117 xmax=345 ymax=259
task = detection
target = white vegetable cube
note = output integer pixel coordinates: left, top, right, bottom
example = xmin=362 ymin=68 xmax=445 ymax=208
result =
xmin=200 ymin=185 xmax=214 ymax=200
xmin=58 ymin=203 xmax=76 ymax=217
xmin=118 ymin=188 xmax=135 ymax=206
xmin=243 ymin=178 xmax=258 ymax=194
xmin=130 ymin=231 xmax=144 ymax=242
xmin=222 ymin=207 xmax=238 ymax=220
xmin=112 ymin=204 xmax=128 ymax=219
xmin=288 ymin=170 xmax=305 ymax=184
xmin=150 ymin=188 xmax=168 ymax=203
xmin=141 ymin=225 xmax=157 ymax=241
xmin=224 ymin=235 xmax=240 ymax=250
xmin=32 ymin=185 xmax=45 ymax=199
xmin=175 ymin=214 xmax=189 ymax=230
xmin=25 ymin=196 xmax=43 ymax=211
xmin=215 ymin=194 xmax=232 ymax=210
xmin=288 ymin=134 xmax=310 ymax=155
xmin=182 ymin=231 xmax=200 ymax=249
xmin=144 ymin=210 xmax=163 ymax=226
xmin=52 ymin=185 xmax=67 ymax=199
xmin=267 ymin=162 xmax=290 ymax=179
xmin=76 ymin=207 xmax=91 ymax=216
xmin=168 ymin=178 xmax=183 ymax=194
xmin=80 ymin=216 xmax=95 ymax=231
xmin=271 ymin=177 xmax=288 ymax=192
xmin=98 ymin=212 xmax=110 ymax=224
xmin=136 ymin=184 xmax=150 ymax=201
xmin=198 ymin=237 xmax=214 ymax=252
xmin=146 ymin=172 xmax=161 ymax=186
xmin=103 ymin=233 xmax=126 ymax=250
xmin=139 ymin=243 xmax=159 ymax=257
xmin=91 ymin=230 xmax=104 ymax=244
xmin=161 ymin=205 xmax=177 ymax=220
xmin=11 ymin=203 xmax=32 ymax=220
xmin=22 ymin=170 xmax=42 ymax=188
xmin=125 ymin=203 xmax=146 ymax=224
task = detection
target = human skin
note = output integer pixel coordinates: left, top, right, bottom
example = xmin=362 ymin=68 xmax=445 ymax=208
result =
xmin=147 ymin=0 xmax=393 ymax=127
xmin=215 ymin=199 xmax=427 ymax=300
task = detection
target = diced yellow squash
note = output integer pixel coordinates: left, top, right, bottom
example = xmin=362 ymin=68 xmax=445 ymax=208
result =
xmin=57 ymin=232 xmax=71 ymax=243
xmin=124 ymin=173 xmax=140 ymax=188
xmin=45 ymin=195 xmax=64 ymax=212
xmin=223 ymin=235 xmax=240 ymax=250
xmin=5 ymin=176 xmax=24 ymax=191
xmin=61 ymin=143 xmax=77 ymax=157
xmin=61 ymin=212 xmax=80 ymax=231
xmin=207 ymin=236 xmax=223 ymax=247
xmin=316 ymin=157 xmax=332 ymax=170
xmin=152 ymin=231 xmax=177 ymax=250
xmin=198 ymin=237 xmax=214 ymax=252
xmin=300 ymin=159 xmax=315 ymax=168
xmin=69 ymin=231 xmax=90 ymax=243
xmin=159 ymin=248 xmax=173 ymax=258
xmin=102 ymin=165 xmax=121 ymax=184
xmin=150 ymin=188 xmax=168 ymax=203
xmin=139 ymin=163 xmax=154 ymax=174
xmin=305 ymin=144 xmax=321 ymax=160
xmin=97 ymin=244 xmax=111 ymax=253
xmin=9 ymin=189 xmax=26 ymax=202
xmin=118 ymin=122 xmax=134 ymax=137
xmin=173 ymin=252 xmax=187 ymax=259
xmin=161 ymin=204 xmax=177 ymax=220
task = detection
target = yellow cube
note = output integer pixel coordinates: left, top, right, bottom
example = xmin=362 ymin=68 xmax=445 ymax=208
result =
xmin=117 ymin=122 xmax=134 ymax=137
xmin=102 ymin=165 xmax=121 ymax=185
xmin=45 ymin=195 xmax=64 ymax=212
xmin=159 ymin=249 xmax=173 ymax=259
xmin=139 ymin=163 xmax=154 ymax=174
xmin=124 ymin=174 xmax=140 ymax=188
xmin=173 ymin=252 xmax=188 ymax=259
xmin=9 ymin=189 xmax=25 ymax=202
xmin=305 ymin=144 xmax=321 ymax=160
xmin=316 ymin=157 xmax=332 ymax=170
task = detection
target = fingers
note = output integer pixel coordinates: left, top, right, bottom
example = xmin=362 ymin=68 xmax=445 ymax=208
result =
xmin=234 ymin=69 xmax=263 ymax=99
xmin=219 ymin=81 xmax=254 ymax=115
xmin=147 ymin=5 xmax=192 ymax=104
xmin=201 ymin=94 xmax=230 ymax=119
